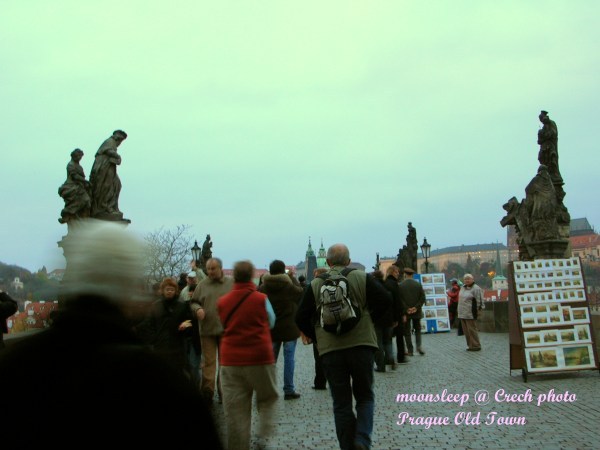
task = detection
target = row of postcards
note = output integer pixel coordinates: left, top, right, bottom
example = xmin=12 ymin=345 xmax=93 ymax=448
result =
xmin=513 ymin=257 xmax=580 ymax=274
xmin=419 ymin=272 xmax=451 ymax=333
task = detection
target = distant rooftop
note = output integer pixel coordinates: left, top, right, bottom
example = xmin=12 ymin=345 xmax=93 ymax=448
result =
xmin=570 ymin=218 xmax=595 ymax=236
xmin=428 ymin=243 xmax=508 ymax=257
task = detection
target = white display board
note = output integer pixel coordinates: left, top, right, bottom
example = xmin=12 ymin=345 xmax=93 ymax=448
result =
xmin=417 ymin=273 xmax=451 ymax=333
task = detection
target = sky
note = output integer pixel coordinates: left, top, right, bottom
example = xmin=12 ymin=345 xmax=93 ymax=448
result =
xmin=1 ymin=1 xmax=599 ymax=273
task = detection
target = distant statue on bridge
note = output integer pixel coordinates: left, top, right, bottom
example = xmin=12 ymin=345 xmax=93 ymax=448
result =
xmin=90 ymin=130 xmax=129 ymax=222
xmin=394 ymin=222 xmax=418 ymax=272
xmin=406 ymin=222 xmax=418 ymax=270
xmin=58 ymin=148 xmax=91 ymax=227
xmin=199 ymin=234 xmax=213 ymax=272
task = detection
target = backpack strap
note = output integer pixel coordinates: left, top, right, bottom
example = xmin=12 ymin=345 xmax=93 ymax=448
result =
xmin=340 ymin=268 xmax=356 ymax=277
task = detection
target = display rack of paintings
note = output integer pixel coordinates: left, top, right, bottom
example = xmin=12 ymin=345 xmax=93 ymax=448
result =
xmin=508 ymin=257 xmax=599 ymax=381
xmin=417 ymin=273 xmax=451 ymax=334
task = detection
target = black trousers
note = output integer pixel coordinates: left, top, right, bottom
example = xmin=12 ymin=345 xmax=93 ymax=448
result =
xmin=394 ymin=321 xmax=407 ymax=362
xmin=313 ymin=343 xmax=327 ymax=388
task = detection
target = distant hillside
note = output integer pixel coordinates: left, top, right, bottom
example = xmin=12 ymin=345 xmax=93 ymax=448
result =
xmin=0 ymin=262 xmax=32 ymax=286
xmin=0 ymin=261 xmax=59 ymax=301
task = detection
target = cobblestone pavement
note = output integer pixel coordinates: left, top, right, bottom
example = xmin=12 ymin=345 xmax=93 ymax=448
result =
xmin=210 ymin=331 xmax=600 ymax=449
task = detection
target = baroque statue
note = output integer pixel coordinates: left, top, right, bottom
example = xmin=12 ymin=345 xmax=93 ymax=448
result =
xmin=394 ymin=222 xmax=418 ymax=272
xmin=501 ymin=111 xmax=571 ymax=260
xmin=201 ymin=234 xmax=213 ymax=263
xmin=58 ymin=148 xmax=91 ymax=226
xmin=90 ymin=130 xmax=129 ymax=222
xmin=537 ymin=111 xmax=562 ymax=185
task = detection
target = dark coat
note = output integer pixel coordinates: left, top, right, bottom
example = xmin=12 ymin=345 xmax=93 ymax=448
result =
xmin=398 ymin=278 xmax=426 ymax=319
xmin=136 ymin=296 xmax=193 ymax=370
xmin=1 ymin=292 xmax=18 ymax=332
xmin=383 ymin=275 xmax=405 ymax=325
xmin=0 ymin=296 xmax=222 ymax=448
xmin=0 ymin=292 xmax=18 ymax=348
xmin=259 ymin=273 xmax=303 ymax=342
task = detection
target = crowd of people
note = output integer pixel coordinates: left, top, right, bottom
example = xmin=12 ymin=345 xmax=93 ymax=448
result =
xmin=0 ymin=221 xmax=486 ymax=450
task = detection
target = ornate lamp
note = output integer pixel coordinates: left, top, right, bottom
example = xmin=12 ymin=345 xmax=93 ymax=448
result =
xmin=421 ymin=238 xmax=431 ymax=274
xmin=191 ymin=240 xmax=201 ymax=265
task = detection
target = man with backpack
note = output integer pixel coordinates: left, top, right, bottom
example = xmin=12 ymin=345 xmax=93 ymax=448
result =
xmin=296 ymin=243 xmax=391 ymax=450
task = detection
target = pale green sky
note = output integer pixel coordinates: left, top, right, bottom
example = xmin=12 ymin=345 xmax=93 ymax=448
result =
xmin=1 ymin=1 xmax=598 ymax=271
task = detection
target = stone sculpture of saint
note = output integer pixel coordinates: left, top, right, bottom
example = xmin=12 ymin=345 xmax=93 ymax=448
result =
xmin=58 ymin=148 xmax=91 ymax=224
xmin=524 ymin=165 xmax=558 ymax=241
xmin=406 ymin=222 xmax=418 ymax=270
xmin=90 ymin=130 xmax=128 ymax=221
xmin=202 ymin=234 xmax=213 ymax=262
xmin=537 ymin=111 xmax=562 ymax=185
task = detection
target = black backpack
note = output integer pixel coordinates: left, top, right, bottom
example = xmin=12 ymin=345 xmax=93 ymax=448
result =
xmin=317 ymin=268 xmax=361 ymax=335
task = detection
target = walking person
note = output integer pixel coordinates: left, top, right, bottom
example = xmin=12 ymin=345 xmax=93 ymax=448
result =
xmin=0 ymin=221 xmax=222 ymax=448
xmin=218 ymin=260 xmax=278 ymax=450
xmin=259 ymin=259 xmax=304 ymax=400
xmin=296 ymin=243 xmax=391 ymax=450
xmin=190 ymin=257 xmax=233 ymax=404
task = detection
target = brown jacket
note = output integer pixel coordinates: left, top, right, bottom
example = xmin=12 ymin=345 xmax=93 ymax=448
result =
xmin=259 ymin=273 xmax=303 ymax=342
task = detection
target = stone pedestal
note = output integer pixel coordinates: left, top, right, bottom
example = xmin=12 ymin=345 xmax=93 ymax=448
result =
xmin=524 ymin=239 xmax=570 ymax=260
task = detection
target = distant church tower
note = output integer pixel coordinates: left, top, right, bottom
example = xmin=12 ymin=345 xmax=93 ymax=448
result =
xmin=492 ymin=243 xmax=508 ymax=290
xmin=305 ymin=237 xmax=317 ymax=283
xmin=317 ymin=239 xmax=327 ymax=268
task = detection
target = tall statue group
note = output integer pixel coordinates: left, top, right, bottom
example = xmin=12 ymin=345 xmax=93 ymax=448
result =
xmin=501 ymin=111 xmax=571 ymax=260
xmin=59 ymin=130 xmax=129 ymax=227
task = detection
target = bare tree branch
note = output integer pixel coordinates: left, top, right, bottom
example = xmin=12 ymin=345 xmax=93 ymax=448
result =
xmin=143 ymin=224 xmax=193 ymax=284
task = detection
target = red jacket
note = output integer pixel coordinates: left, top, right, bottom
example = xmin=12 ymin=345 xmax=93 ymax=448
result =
xmin=447 ymin=284 xmax=460 ymax=304
xmin=217 ymin=282 xmax=274 ymax=366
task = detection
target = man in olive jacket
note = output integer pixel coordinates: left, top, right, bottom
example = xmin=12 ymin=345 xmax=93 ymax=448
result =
xmin=399 ymin=267 xmax=426 ymax=356
xmin=190 ymin=257 xmax=233 ymax=403
xmin=296 ymin=243 xmax=391 ymax=450
xmin=259 ymin=259 xmax=304 ymax=399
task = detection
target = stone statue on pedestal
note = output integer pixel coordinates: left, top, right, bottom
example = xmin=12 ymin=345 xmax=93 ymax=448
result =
xmin=394 ymin=222 xmax=418 ymax=272
xmin=199 ymin=234 xmax=213 ymax=272
xmin=58 ymin=149 xmax=91 ymax=228
xmin=89 ymin=130 xmax=129 ymax=222
xmin=501 ymin=111 xmax=571 ymax=260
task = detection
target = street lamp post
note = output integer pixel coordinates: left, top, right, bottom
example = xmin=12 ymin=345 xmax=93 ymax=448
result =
xmin=421 ymin=237 xmax=431 ymax=274
xmin=191 ymin=240 xmax=201 ymax=266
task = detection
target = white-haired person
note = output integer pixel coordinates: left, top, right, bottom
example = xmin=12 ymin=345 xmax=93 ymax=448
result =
xmin=457 ymin=273 xmax=484 ymax=351
xmin=0 ymin=220 xmax=222 ymax=448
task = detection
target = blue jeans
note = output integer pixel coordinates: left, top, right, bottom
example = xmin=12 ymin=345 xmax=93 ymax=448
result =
xmin=272 ymin=340 xmax=297 ymax=394
xmin=321 ymin=346 xmax=375 ymax=450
